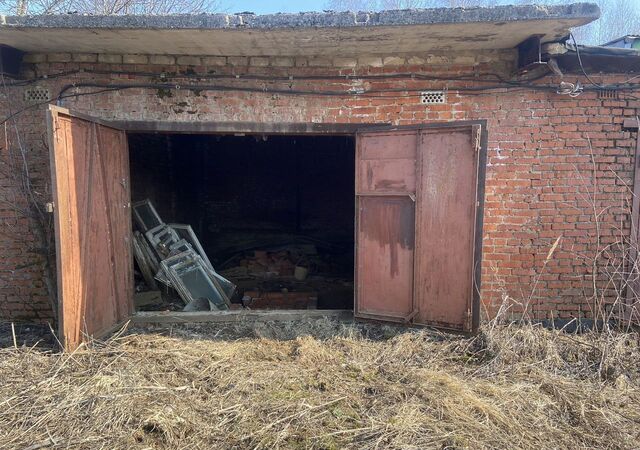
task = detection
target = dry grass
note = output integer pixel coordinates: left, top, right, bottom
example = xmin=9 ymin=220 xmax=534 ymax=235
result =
xmin=0 ymin=319 xmax=639 ymax=450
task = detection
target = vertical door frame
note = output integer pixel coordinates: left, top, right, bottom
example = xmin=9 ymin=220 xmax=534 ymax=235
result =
xmin=624 ymin=118 xmax=640 ymax=320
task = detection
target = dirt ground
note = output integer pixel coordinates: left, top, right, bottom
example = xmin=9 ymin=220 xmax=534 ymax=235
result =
xmin=0 ymin=319 xmax=638 ymax=449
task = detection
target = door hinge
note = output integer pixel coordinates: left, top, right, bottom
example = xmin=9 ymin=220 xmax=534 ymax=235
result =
xmin=402 ymin=309 xmax=419 ymax=324
xmin=465 ymin=309 xmax=473 ymax=330
xmin=472 ymin=124 xmax=482 ymax=153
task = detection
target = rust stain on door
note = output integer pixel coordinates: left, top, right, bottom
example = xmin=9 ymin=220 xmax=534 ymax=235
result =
xmin=359 ymin=196 xmax=414 ymax=277
xmin=355 ymin=125 xmax=482 ymax=330
xmin=356 ymin=196 xmax=415 ymax=320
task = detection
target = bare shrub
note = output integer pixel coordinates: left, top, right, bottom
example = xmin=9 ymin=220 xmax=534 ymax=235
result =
xmin=2 ymin=0 xmax=221 ymax=15
xmin=485 ymin=134 xmax=640 ymax=332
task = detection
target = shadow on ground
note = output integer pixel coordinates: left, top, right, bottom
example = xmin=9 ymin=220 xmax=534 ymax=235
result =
xmin=128 ymin=317 xmax=457 ymax=345
xmin=1 ymin=317 xmax=454 ymax=351
xmin=0 ymin=322 xmax=58 ymax=349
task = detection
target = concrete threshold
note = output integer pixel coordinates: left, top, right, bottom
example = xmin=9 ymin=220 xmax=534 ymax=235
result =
xmin=132 ymin=309 xmax=353 ymax=324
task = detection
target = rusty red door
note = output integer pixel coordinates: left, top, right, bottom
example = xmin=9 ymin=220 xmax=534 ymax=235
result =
xmin=355 ymin=130 xmax=418 ymax=322
xmin=355 ymin=125 xmax=482 ymax=331
xmin=47 ymin=106 xmax=134 ymax=351
xmin=413 ymin=126 xmax=480 ymax=330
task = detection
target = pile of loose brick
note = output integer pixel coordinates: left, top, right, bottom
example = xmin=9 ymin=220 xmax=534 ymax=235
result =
xmin=237 ymin=250 xmax=299 ymax=278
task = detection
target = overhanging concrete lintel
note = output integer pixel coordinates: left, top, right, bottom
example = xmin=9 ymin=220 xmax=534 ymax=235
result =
xmin=0 ymin=3 xmax=600 ymax=56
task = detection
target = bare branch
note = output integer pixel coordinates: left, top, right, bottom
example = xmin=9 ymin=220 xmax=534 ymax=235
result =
xmin=0 ymin=0 xmax=221 ymax=15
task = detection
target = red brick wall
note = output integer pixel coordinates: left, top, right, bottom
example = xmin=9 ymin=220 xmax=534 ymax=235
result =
xmin=1 ymin=51 xmax=638 ymax=322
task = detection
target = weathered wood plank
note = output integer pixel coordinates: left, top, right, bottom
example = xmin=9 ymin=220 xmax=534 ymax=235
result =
xmin=48 ymin=105 xmax=133 ymax=351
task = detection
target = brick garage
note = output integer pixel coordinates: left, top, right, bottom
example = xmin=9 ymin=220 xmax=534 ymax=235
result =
xmin=0 ymin=4 xmax=639 ymax=340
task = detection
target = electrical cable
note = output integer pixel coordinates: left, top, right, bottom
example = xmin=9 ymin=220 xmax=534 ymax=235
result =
xmin=2 ymin=70 xmax=84 ymax=86
xmin=57 ymin=79 xmax=640 ymax=98
xmin=2 ymin=78 xmax=639 ymax=128
xmin=569 ymin=32 xmax=640 ymax=87
xmin=56 ymin=81 xmax=569 ymax=99
xmin=3 ymin=67 xmax=550 ymax=87
xmin=1 ymin=33 xmax=635 ymax=97
xmin=556 ymin=81 xmax=583 ymax=97
xmin=570 ymin=32 xmax=606 ymax=89
xmin=2 ymin=59 xmax=640 ymax=127
xmin=0 ymin=87 xmax=123 ymax=126
xmin=0 ymin=72 xmax=42 ymax=216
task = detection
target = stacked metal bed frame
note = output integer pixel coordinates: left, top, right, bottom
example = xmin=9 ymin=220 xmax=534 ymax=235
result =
xmin=131 ymin=199 xmax=236 ymax=311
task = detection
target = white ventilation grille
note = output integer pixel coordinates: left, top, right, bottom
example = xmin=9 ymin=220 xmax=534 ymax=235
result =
xmin=24 ymin=86 xmax=51 ymax=104
xmin=597 ymin=89 xmax=619 ymax=100
xmin=421 ymin=90 xmax=446 ymax=105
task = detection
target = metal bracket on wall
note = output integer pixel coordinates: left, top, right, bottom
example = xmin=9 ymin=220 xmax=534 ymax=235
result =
xmin=517 ymin=34 xmax=545 ymax=72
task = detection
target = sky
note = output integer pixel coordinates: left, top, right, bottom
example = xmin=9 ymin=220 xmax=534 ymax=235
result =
xmin=218 ymin=1 xmax=328 ymax=14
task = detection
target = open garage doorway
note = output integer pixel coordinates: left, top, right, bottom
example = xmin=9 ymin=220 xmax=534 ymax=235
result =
xmin=47 ymin=106 xmax=484 ymax=350
xmin=128 ymin=133 xmax=356 ymax=313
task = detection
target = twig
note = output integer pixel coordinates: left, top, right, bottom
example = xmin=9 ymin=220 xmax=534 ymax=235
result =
xmin=11 ymin=322 xmax=17 ymax=348
xmin=314 ymin=426 xmax=375 ymax=439
xmin=23 ymin=436 xmax=104 ymax=450
xmin=243 ymin=397 xmax=346 ymax=440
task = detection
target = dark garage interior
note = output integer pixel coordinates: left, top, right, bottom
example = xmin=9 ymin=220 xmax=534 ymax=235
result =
xmin=128 ymin=133 xmax=356 ymax=311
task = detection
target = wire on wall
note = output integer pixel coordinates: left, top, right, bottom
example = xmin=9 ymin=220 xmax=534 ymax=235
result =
xmin=1 ymin=56 xmax=640 ymax=127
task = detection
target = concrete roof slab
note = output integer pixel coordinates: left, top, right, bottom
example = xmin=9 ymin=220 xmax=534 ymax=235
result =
xmin=0 ymin=3 xmax=600 ymax=56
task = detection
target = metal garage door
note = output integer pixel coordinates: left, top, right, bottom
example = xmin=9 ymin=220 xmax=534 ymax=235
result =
xmin=355 ymin=124 xmax=484 ymax=331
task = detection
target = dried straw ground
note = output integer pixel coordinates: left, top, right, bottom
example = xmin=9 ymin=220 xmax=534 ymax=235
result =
xmin=0 ymin=319 xmax=639 ymax=450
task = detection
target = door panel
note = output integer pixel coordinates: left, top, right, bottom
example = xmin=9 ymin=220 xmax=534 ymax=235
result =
xmin=47 ymin=106 xmax=132 ymax=350
xmin=358 ymin=159 xmax=416 ymax=194
xmin=357 ymin=131 xmax=417 ymax=194
xmin=96 ymin=125 xmax=134 ymax=320
xmin=355 ymin=130 xmax=417 ymax=322
xmin=356 ymin=196 xmax=415 ymax=321
xmin=414 ymin=128 xmax=478 ymax=330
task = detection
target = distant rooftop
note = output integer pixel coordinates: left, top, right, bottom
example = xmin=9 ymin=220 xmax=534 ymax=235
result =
xmin=603 ymin=35 xmax=640 ymax=50
xmin=0 ymin=3 xmax=600 ymax=56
